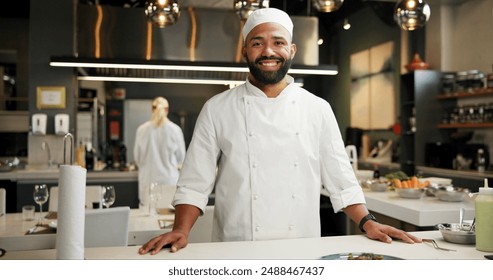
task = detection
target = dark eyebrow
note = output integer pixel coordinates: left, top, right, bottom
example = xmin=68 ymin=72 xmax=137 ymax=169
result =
xmin=249 ymin=35 xmax=288 ymax=42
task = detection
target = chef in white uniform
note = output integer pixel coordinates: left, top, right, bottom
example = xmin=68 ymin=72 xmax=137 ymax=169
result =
xmin=139 ymin=8 xmax=421 ymax=255
xmin=134 ymin=97 xmax=186 ymax=204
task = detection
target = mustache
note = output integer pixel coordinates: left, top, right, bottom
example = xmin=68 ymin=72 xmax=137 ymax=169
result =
xmin=255 ymin=56 xmax=285 ymax=64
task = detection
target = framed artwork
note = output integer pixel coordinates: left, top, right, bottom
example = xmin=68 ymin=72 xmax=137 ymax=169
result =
xmin=36 ymin=86 xmax=66 ymax=109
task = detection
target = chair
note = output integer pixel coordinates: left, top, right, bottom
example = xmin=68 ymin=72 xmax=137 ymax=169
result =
xmin=48 ymin=186 xmax=103 ymax=212
xmin=84 ymin=206 xmax=130 ymax=248
xmin=0 ymin=188 xmax=6 ymax=215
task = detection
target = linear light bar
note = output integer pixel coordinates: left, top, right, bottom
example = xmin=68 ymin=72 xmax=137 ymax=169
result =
xmin=78 ymin=76 xmax=304 ymax=87
xmin=49 ymin=58 xmax=338 ymax=76
xmin=50 ymin=61 xmax=251 ymax=73
xmin=77 ymin=76 xmax=246 ymax=85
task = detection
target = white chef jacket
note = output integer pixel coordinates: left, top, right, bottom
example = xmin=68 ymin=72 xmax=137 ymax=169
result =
xmin=134 ymin=120 xmax=186 ymax=201
xmin=174 ymin=76 xmax=365 ymax=242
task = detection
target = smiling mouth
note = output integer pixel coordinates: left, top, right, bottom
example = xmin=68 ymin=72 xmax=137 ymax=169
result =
xmin=257 ymin=58 xmax=283 ymax=68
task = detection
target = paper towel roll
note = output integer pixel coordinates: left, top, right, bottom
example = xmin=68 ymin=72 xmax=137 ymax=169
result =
xmin=56 ymin=165 xmax=87 ymax=260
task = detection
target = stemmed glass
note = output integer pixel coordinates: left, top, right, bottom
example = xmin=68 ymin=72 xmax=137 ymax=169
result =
xmin=102 ymin=185 xmax=116 ymax=208
xmin=33 ymin=184 xmax=49 ymax=224
xmin=149 ymin=183 xmax=162 ymax=217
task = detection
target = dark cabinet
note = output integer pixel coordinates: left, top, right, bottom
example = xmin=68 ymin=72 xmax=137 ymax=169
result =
xmin=399 ymin=70 xmax=445 ymax=175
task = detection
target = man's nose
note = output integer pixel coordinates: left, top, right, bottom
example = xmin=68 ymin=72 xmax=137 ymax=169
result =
xmin=261 ymin=44 xmax=276 ymax=56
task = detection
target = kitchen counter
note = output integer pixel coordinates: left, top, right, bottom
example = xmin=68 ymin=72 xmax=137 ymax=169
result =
xmin=0 ymin=168 xmax=138 ymax=183
xmin=363 ymin=188 xmax=474 ymax=227
xmin=1 ymin=230 xmax=487 ymax=260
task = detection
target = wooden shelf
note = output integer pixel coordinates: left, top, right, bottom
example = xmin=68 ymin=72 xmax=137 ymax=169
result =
xmin=437 ymin=88 xmax=493 ymax=100
xmin=438 ymin=122 xmax=493 ymax=129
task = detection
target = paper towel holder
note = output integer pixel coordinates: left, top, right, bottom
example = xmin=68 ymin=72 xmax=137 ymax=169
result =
xmin=63 ymin=133 xmax=74 ymax=165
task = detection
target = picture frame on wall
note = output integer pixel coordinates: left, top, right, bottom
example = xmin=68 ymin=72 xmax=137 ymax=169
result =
xmin=36 ymin=86 xmax=66 ymax=109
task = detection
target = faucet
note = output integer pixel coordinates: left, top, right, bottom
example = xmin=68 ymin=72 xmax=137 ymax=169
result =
xmin=41 ymin=141 xmax=52 ymax=167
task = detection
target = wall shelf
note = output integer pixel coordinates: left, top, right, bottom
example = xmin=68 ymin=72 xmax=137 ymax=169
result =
xmin=437 ymin=88 xmax=493 ymax=100
xmin=438 ymin=122 xmax=493 ymax=129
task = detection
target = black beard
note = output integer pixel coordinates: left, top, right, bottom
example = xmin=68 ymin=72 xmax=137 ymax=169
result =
xmin=246 ymin=56 xmax=292 ymax=85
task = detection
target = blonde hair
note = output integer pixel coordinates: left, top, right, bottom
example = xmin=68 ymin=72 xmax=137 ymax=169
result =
xmin=151 ymin=97 xmax=169 ymax=127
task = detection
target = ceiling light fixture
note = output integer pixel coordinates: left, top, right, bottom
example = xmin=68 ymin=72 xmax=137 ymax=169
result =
xmin=343 ymin=18 xmax=351 ymax=30
xmin=234 ymin=0 xmax=270 ymax=20
xmin=312 ymin=0 xmax=344 ymax=13
xmin=144 ymin=0 xmax=180 ymax=28
xmin=394 ymin=0 xmax=431 ymax=31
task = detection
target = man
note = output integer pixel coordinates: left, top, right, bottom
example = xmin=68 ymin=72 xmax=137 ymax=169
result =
xmin=134 ymin=97 xmax=186 ymax=205
xmin=139 ymin=8 xmax=421 ymax=255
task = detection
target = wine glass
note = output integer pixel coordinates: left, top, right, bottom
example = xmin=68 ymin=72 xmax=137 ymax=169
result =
xmin=102 ymin=185 xmax=116 ymax=208
xmin=33 ymin=184 xmax=49 ymax=224
xmin=149 ymin=183 xmax=163 ymax=217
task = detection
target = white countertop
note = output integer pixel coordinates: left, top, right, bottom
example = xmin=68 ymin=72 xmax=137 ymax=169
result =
xmin=0 ymin=168 xmax=138 ymax=183
xmin=363 ymin=189 xmax=475 ymax=227
xmin=0 ymin=209 xmax=173 ymax=250
xmin=1 ymin=230 xmax=487 ymax=260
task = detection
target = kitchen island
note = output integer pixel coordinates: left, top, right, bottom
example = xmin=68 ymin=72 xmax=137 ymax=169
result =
xmin=1 ymin=230 xmax=487 ymax=260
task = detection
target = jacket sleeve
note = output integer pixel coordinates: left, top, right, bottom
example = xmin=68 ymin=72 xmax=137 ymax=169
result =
xmin=133 ymin=125 xmax=143 ymax=166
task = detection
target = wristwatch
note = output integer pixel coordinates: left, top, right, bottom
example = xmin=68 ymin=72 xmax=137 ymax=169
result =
xmin=358 ymin=213 xmax=377 ymax=232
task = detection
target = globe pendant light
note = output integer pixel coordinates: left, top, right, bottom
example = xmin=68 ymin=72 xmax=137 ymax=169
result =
xmin=312 ymin=0 xmax=344 ymax=13
xmin=234 ymin=0 xmax=270 ymax=20
xmin=394 ymin=0 xmax=431 ymax=31
xmin=145 ymin=0 xmax=180 ymax=28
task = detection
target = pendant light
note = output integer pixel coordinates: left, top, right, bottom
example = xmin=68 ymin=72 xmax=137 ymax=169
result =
xmin=234 ymin=0 xmax=270 ymax=20
xmin=145 ymin=0 xmax=180 ymax=28
xmin=394 ymin=0 xmax=431 ymax=31
xmin=312 ymin=0 xmax=344 ymax=13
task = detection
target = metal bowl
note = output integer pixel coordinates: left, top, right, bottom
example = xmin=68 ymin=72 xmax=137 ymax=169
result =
xmin=396 ymin=188 xmax=425 ymax=199
xmin=435 ymin=186 xmax=469 ymax=202
xmin=367 ymin=180 xmax=389 ymax=192
xmin=437 ymin=223 xmax=475 ymax=244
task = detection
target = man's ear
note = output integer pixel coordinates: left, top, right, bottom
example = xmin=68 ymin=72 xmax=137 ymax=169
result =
xmin=241 ymin=46 xmax=247 ymax=61
xmin=290 ymin=43 xmax=297 ymax=59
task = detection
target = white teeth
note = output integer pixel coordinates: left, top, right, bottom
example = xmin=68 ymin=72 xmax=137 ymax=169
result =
xmin=261 ymin=62 xmax=277 ymax=66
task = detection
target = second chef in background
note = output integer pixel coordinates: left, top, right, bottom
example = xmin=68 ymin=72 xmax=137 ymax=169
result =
xmin=134 ymin=97 xmax=186 ymax=206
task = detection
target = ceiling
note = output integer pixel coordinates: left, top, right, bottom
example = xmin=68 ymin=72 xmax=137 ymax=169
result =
xmin=0 ymin=0 xmax=391 ymax=27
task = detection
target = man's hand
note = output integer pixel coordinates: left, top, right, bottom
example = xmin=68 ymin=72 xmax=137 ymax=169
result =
xmin=138 ymin=230 xmax=188 ymax=255
xmin=363 ymin=220 xmax=422 ymax=244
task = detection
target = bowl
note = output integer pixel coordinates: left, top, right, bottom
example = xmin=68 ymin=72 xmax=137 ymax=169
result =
xmin=437 ymin=223 xmax=475 ymax=244
xmin=396 ymin=188 xmax=425 ymax=199
xmin=367 ymin=180 xmax=390 ymax=192
xmin=435 ymin=186 xmax=469 ymax=202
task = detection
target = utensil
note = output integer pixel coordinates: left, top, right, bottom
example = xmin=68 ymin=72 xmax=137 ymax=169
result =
xmin=485 ymin=255 xmax=493 ymax=260
xmin=459 ymin=207 xmax=465 ymax=230
xmin=436 ymin=223 xmax=476 ymax=245
xmin=469 ymin=218 xmax=476 ymax=232
xmin=422 ymin=238 xmax=457 ymax=251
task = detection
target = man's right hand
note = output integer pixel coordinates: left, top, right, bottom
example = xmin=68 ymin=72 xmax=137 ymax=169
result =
xmin=138 ymin=230 xmax=189 ymax=255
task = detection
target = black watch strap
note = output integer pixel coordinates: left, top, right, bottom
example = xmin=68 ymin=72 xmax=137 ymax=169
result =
xmin=358 ymin=213 xmax=377 ymax=232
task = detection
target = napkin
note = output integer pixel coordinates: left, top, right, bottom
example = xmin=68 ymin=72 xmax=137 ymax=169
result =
xmin=55 ymin=165 xmax=86 ymax=260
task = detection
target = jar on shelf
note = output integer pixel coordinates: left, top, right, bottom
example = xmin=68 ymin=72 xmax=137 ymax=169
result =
xmin=441 ymin=74 xmax=456 ymax=94
xmin=467 ymin=70 xmax=485 ymax=91
xmin=455 ymin=71 xmax=468 ymax=92
xmin=487 ymin=73 xmax=493 ymax=88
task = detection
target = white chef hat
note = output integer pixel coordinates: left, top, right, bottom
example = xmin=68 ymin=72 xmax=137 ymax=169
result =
xmin=242 ymin=8 xmax=293 ymax=43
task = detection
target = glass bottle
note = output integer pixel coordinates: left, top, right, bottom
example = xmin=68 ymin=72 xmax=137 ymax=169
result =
xmin=477 ymin=149 xmax=486 ymax=172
